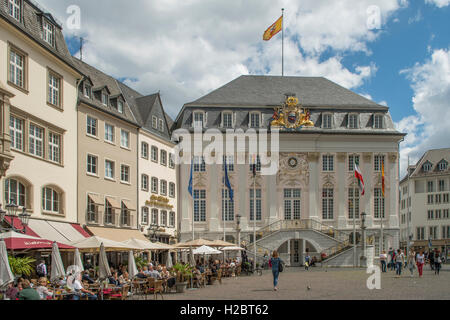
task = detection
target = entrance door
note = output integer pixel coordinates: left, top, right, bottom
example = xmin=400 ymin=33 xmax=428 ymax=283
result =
xmin=290 ymin=240 xmax=302 ymax=267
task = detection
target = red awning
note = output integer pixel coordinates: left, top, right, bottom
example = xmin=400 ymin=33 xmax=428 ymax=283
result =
xmin=0 ymin=231 xmax=75 ymax=250
xmin=70 ymin=223 xmax=91 ymax=238
xmin=4 ymin=216 xmax=40 ymax=238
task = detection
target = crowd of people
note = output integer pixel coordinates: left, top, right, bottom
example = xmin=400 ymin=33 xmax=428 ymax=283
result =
xmin=379 ymin=247 xmax=445 ymax=277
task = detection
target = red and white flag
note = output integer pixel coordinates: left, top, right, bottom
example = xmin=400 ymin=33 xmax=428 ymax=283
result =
xmin=354 ymin=160 xmax=365 ymax=196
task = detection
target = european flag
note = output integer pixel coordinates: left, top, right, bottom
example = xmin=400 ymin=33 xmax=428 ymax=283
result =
xmin=224 ymin=157 xmax=234 ymax=202
xmin=188 ymin=159 xmax=193 ymax=198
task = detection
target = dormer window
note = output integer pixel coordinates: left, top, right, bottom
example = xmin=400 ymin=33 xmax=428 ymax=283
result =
xmin=249 ymin=112 xmax=260 ymax=128
xmin=323 ymin=113 xmax=332 ymax=129
xmin=222 ymin=111 xmax=233 ymax=128
xmin=348 ymin=114 xmax=358 ymax=129
xmin=101 ymin=91 xmax=109 ymax=106
xmin=118 ymin=100 xmax=124 ymax=113
xmin=423 ymin=161 xmax=432 ymax=172
xmin=152 ymin=116 xmax=158 ymax=129
xmin=42 ymin=20 xmax=55 ymax=47
xmin=158 ymin=119 xmax=164 ymax=132
xmin=438 ymin=160 xmax=448 ymax=171
xmin=8 ymin=0 xmax=21 ymax=22
xmin=84 ymin=84 xmax=92 ymax=99
xmin=374 ymin=114 xmax=384 ymax=129
xmin=193 ymin=111 xmax=205 ymax=128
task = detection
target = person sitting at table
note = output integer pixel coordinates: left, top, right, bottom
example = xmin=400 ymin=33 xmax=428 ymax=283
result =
xmin=18 ymin=280 xmax=41 ymax=300
xmin=148 ymin=265 xmax=161 ymax=279
xmin=142 ymin=266 xmax=151 ymax=276
xmin=136 ymin=268 xmax=147 ymax=279
xmin=36 ymin=277 xmax=53 ymax=300
xmin=82 ymin=270 xmax=95 ymax=284
xmin=5 ymin=282 xmax=19 ymax=300
xmin=119 ymin=271 xmax=130 ymax=285
xmin=108 ymin=272 xmax=121 ymax=286
xmin=72 ymin=272 xmax=97 ymax=300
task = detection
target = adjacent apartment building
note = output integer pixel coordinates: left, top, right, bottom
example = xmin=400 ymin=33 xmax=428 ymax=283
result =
xmin=399 ymin=148 xmax=450 ymax=256
xmin=0 ymin=1 xmax=82 ymax=228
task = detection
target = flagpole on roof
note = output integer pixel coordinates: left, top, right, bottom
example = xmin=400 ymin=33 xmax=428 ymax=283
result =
xmin=282 ymin=8 xmax=284 ymax=77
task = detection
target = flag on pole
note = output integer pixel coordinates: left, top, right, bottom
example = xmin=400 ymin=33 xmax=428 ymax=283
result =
xmin=263 ymin=16 xmax=283 ymax=41
xmin=224 ymin=157 xmax=234 ymax=202
xmin=382 ymin=160 xmax=385 ymax=197
xmin=354 ymin=159 xmax=365 ymax=196
xmin=188 ymin=158 xmax=193 ymax=198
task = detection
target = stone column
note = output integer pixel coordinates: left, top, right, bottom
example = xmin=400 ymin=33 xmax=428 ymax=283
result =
xmin=337 ymin=152 xmax=347 ymax=229
xmin=388 ymin=152 xmax=399 ymax=229
xmin=209 ymin=163 xmax=219 ymax=234
xmin=267 ymin=171 xmax=278 ymax=223
xmin=362 ymin=153 xmax=373 ymax=227
xmin=307 ymin=153 xmax=320 ymax=220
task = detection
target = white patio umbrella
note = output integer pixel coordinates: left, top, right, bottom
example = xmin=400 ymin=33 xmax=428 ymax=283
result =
xmin=98 ymin=243 xmax=112 ymax=300
xmin=128 ymin=251 xmax=138 ymax=279
xmin=193 ymin=245 xmax=222 ymax=255
xmin=166 ymin=251 xmax=173 ymax=269
xmin=0 ymin=240 xmax=14 ymax=289
xmin=50 ymin=242 xmax=65 ymax=283
xmin=221 ymin=246 xmax=245 ymax=251
xmin=189 ymin=246 xmax=196 ymax=266
xmin=73 ymin=248 xmax=84 ymax=272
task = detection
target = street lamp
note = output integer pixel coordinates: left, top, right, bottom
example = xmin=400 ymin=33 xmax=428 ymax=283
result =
xmin=148 ymin=224 xmax=159 ymax=243
xmin=360 ymin=212 xmax=367 ymax=267
xmin=236 ymin=214 xmax=241 ymax=246
xmin=0 ymin=201 xmax=30 ymax=234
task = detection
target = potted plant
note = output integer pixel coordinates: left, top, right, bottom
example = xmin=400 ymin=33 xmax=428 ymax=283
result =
xmin=8 ymin=256 xmax=36 ymax=278
xmin=172 ymin=263 xmax=192 ymax=293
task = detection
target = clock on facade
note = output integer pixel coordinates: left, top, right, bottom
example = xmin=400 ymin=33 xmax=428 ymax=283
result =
xmin=288 ymin=157 xmax=298 ymax=168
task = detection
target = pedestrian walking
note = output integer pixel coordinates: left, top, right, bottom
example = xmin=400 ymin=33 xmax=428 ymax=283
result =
xmin=304 ymin=253 xmax=311 ymax=271
xmin=434 ymin=250 xmax=442 ymax=275
xmin=416 ymin=250 xmax=425 ymax=278
xmin=388 ymin=248 xmax=394 ymax=271
xmin=380 ymin=251 xmax=387 ymax=272
xmin=269 ymin=250 xmax=284 ymax=291
xmin=36 ymin=260 xmax=47 ymax=278
xmin=429 ymin=250 xmax=435 ymax=270
xmin=395 ymin=249 xmax=405 ymax=278
xmin=407 ymin=249 xmax=416 ymax=277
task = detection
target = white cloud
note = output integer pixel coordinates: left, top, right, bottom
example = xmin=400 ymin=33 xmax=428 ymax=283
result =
xmin=38 ymin=0 xmax=406 ymax=118
xmin=425 ymin=0 xmax=450 ymax=8
xmin=397 ymin=48 xmax=450 ymax=177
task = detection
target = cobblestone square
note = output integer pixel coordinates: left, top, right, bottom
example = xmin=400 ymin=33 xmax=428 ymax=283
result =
xmin=162 ymin=265 xmax=450 ymax=300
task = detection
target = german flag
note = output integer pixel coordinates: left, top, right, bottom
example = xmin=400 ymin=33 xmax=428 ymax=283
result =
xmin=263 ymin=16 xmax=283 ymax=41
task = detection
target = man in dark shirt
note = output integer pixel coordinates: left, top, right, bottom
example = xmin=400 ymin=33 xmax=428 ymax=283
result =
xmin=18 ymin=280 xmax=41 ymax=300
xmin=82 ymin=271 xmax=95 ymax=284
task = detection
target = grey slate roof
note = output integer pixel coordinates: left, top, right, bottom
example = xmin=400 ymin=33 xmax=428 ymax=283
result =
xmin=409 ymin=148 xmax=450 ymax=178
xmin=0 ymin=0 xmax=80 ymax=74
xmin=185 ymin=75 xmax=388 ymax=109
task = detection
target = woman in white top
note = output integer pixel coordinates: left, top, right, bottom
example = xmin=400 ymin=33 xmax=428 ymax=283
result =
xmin=416 ymin=250 xmax=425 ymax=277
xmin=407 ymin=249 xmax=416 ymax=277
xmin=395 ymin=249 xmax=405 ymax=277
xmin=36 ymin=277 xmax=53 ymax=300
xmin=379 ymin=251 xmax=388 ymax=273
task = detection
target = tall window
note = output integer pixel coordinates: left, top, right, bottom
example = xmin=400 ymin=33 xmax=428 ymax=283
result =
xmin=158 ymin=119 xmax=164 ymax=132
xmin=105 ymin=160 xmax=114 ymax=179
xmin=194 ymin=190 xmax=206 ymax=222
xmin=439 ymin=180 xmax=445 ymax=192
xmin=151 ymin=146 xmax=158 ymax=162
xmin=101 ymin=92 xmax=109 ymax=106
xmin=121 ymin=165 xmax=130 ymax=183
xmin=250 ymin=113 xmax=260 ymax=128
xmin=374 ymin=155 xmax=385 ymax=172
xmin=121 ymin=202 xmax=130 ymax=226
xmin=118 ymin=100 xmax=124 ymax=114
xmin=29 ymin=124 xmax=43 ymax=157
xmin=348 ymin=188 xmax=360 ymax=219
xmin=42 ymin=187 xmax=59 ymax=213
xmin=151 ymin=209 xmax=158 ymax=225
xmin=161 ymin=210 xmax=167 ymax=226
xmin=141 ymin=207 xmax=149 ymax=225
xmin=10 ymin=115 xmax=23 ymax=151
xmin=374 ymin=188 xmax=385 ymax=219
xmin=427 ymin=181 xmax=434 ymax=193
xmin=87 ymin=154 xmax=97 ymax=175
xmin=222 ymin=112 xmax=233 ymax=128
xmin=4 ymin=178 xmax=26 ymax=207
xmin=222 ymin=155 xmax=234 ymax=172
xmin=105 ymin=124 xmax=114 ymax=143
xmin=284 ymin=189 xmax=301 ymax=220
xmin=169 ymin=182 xmax=176 ymax=198
xmin=322 ymin=188 xmax=334 ymax=220
xmin=84 ymin=84 xmax=92 ymax=98
xmin=193 ymin=156 xmax=206 ymax=172
xmin=429 ymin=226 xmax=438 ymax=240
xmin=348 ymin=114 xmax=358 ymax=129
xmin=152 ymin=116 xmax=158 ymax=129
xmin=8 ymin=0 xmax=21 ymax=21
xmin=86 ymin=116 xmax=97 ymax=136
xmin=120 ymin=130 xmax=130 ymax=148
xmin=141 ymin=142 xmax=148 ymax=159
xmin=48 ymin=132 xmax=61 ymax=164
xmin=160 ymin=180 xmax=167 ymax=196
xmin=348 ymin=154 xmax=360 ymax=172
xmin=323 ymin=114 xmax=332 ymax=129
xmin=141 ymin=174 xmax=149 ymax=191
xmin=169 ymin=212 xmax=175 ymax=227
xmin=104 ymin=200 xmax=113 ymax=225
xmin=151 ymin=177 xmax=158 ymax=193
xmin=48 ymin=72 xmax=61 ymax=107
xmin=222 ymin=188 xmax=234 ymax=222
xmin=161 ymin=150 xmax=167 ymax=166
xmin=374 ymin=115 xmax=384 ymax=129
xmin=250 ymin=189 xmax=262 ymax=221
xmin=42 ymin=20 xmax=54 ymax=46
xmin=87 ymin=196 xmax=97 ymax=223
xmin=9 ymin=48 xmax=25 ymax=88
xmin=193 ymin=112 xmax=204 ymax=128
xmin=322 ymin=155 xmax=334 ymax=171
xmin=416 ymin=227 xmax=425 ymax=240
xmin=169 ymin=153 xmax=175 ymax=169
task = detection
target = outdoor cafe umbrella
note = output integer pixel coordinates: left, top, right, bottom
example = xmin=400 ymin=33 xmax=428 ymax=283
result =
xmin=98 ymin=243 xmax=112 ymax=300
xmin=0 ymin=240 xmax=14 ymax=289
xmin=128 ymin=250 xmax=138 ymax=279
xmin=193 ymin=245 xmax=222 ymax=255
xmin=73 ymin=248 xmax=84 ymax=272
xmin=50 ymin=241 xmax=65 ymax=283
xmin=166 ymin=251 xmax=173 ymax=269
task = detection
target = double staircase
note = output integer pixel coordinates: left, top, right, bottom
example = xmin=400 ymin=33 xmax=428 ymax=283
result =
xmin=241 ymin=219 xmax=354 ymax=266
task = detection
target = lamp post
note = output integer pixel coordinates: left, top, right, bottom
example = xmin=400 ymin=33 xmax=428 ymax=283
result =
xmin=0 ymin=201 xmax=30 ymax=234
xmin=148 ymin=224 xmax=159 ymax=243
xmin=236 ymin=214 xmax=241 ymax=246
xmin=360 ymin=212 xmax=367 ymax=267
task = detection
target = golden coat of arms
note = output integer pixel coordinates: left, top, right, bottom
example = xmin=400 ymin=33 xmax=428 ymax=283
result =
xmin=271 ymin=95 xmax=314 ymax=129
